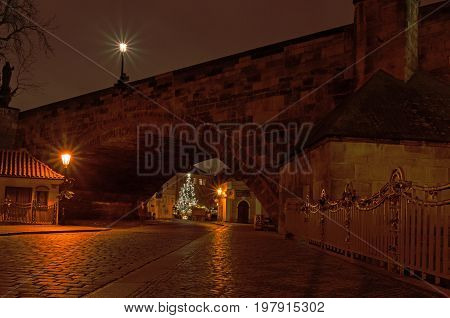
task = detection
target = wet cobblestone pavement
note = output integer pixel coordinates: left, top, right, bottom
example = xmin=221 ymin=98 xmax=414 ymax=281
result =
xmin=0 ymin=222 xmax=215 ymax=297
xmin=136 ymin=225 xmax=439 ymax=298
xmin=0 ymin=222 xmax=440 ymax=297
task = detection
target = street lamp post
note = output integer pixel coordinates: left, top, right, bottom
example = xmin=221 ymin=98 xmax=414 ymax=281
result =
xmin=59 ymin=152 xmax=72 ymax=225
xmin=215 ymin=187 xmax=227 ymax=222
xmin=117 ymin=42 xmax=129 ymax=85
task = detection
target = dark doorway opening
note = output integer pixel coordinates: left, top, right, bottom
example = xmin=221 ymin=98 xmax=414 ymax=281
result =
xmin=237 ymin=200 xmax=250 ymax=223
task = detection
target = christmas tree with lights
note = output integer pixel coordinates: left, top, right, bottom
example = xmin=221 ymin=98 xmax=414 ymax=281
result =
xmin=175 ymin=173 xmax=198 ymax=217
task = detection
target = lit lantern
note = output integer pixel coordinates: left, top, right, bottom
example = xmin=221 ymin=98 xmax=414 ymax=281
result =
xmin=119 ymin=42 xmax=127 ymax=53
xmin=117 ymin=42 xmax=129 ymax=83
xmin=61 ymin=153 xmax=71 ymax=168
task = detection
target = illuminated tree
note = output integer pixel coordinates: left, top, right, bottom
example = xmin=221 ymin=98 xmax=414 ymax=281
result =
xmin=175 ymin=174 xmax=197 ymax=217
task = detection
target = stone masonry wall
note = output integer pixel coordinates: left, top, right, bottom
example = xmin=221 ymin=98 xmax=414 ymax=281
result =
xmin=18 ymin=25 xmax=355 ymax=152
xmin=17 ymin=4 xmax=449 ymax=153
xmin=280 ymin=140 xmax=449 ymax=202
xmin=0 ymin=107 xmax=19 ymax=149
xmin=279 ymin=139 xmax=450 ymax=234
xmin=419 ymin=3 xmax=450 ymax=83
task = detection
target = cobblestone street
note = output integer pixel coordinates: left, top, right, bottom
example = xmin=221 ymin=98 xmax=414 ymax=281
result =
xmin=0 ymin=222 xmax=215 ymax=297
xmin=0 ymin=222 xmax=440 ymax=298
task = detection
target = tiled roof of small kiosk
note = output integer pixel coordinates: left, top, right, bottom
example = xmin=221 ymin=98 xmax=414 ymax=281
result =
xmin=0 ymin=149 xmax=64 ymax=180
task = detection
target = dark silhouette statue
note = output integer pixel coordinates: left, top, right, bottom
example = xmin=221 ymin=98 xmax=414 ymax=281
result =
xmin=0 ymin=61 xmax=14 ymax=108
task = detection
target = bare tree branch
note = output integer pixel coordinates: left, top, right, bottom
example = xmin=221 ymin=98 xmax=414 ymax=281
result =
xmin=0 ymin=0 xmax=54 ymax=106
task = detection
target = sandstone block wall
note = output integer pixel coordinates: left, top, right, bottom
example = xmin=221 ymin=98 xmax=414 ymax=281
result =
xmin=18 ymin=25 xmax=355 ymax=153
xmin=280 ymin=140 xmax=450 ymax=202
xmin=279 ymin=139 xmax=450 ymax=235
xmin=0 ymin=107 xmax=19 ymax=149
xmin=17 ymin=5 xmax=449 ymax=157
xmin=419 ymin=2 xmax=450 ymax=83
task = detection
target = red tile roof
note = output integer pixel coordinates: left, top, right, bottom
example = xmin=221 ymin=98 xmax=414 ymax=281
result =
xmin=0 ymin=149 xmax=64 ymax=180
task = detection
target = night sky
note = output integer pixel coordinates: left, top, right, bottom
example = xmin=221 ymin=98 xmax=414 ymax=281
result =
xmin=13 ymin=0 xmax=440 ymax=111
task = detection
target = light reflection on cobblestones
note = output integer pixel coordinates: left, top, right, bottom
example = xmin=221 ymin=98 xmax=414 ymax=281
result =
xmin=0 ymin=223 xmax=214 ymax=297
xmin=137 ymin=225 xmax=438 ymax=298
xmin=0 ymin=222 xmax=439 ymax=298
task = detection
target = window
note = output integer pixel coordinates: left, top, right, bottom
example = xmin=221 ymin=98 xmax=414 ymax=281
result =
xmin=5 ymin=187 xmax=32 ymax=204
xmin=36 ymin=191 xmax=49 ymax=206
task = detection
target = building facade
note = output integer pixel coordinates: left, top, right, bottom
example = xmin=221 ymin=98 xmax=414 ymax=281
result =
xmin=216 ymin=180 xmax=264 ymax=224
xmin=0 ymin=149 xmax=64 ymax=224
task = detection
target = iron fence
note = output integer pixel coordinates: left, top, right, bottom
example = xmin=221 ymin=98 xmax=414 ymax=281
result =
xmin=284 ymin=168 xmax=450 ymax=284
xmin=0 ymin=201 xmax=58 ymax=225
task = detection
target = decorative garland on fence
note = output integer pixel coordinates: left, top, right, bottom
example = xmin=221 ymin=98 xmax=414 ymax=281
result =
xmin=296 ymin=168 xmax=449 ymax=216
xmin=288 ymin=168 xmax=449 ymax=269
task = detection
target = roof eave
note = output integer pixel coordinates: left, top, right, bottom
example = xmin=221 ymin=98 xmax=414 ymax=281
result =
xmin=0 ymin=175 xmax=65 ymax=181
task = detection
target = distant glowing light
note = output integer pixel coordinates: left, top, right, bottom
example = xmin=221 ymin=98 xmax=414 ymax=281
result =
xmin=217 ymin=188 xmax=223 ymax=196
xmin=61 ymin=153 xmax=71 ymax=167
xmin=119 ymin=42 xmax=127 ymax=53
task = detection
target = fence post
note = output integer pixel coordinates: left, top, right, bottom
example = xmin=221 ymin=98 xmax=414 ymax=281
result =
xmin=319 ymin=190 xmax=327 ymax=249
xmin=343 ymin=184 xmax=354 ymax=259
xmin=303 ymin=197 xmax=309 ymax=242
xmin=53 ymin=203 xmax=58 ymax=225
xmin=31 ymin=201 xmax=36 ymax=224
xmin=388 ymin=193 xmax=400 ymax=273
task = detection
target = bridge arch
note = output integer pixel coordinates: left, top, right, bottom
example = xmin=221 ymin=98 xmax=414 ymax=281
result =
xmin=21 ymin=110 xmax=281 ymax=220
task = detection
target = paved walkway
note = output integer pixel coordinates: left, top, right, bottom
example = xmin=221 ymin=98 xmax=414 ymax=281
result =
xmin=90 ymin=224 xmax=441 ymax=298
xmin=0 ymin=222 xmax=442 ymax=297
xmin=0 ymin=222 xmax=216 ymax=297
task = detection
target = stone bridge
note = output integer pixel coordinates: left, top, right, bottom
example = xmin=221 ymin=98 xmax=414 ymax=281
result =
xmin=17 ymin=1 xmax=450 ymax=219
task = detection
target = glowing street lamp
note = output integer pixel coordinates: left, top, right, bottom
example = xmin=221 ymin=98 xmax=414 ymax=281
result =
xmin=59 ymin=152 xmax=73 ymax=225
xmin=118 ymin=42 xmax=129 ymax=84
xmin=119 ymin=42 xmax=127 ymax=53
xmin=61 ymin=153 xmax=71 ymax=168
xmin=216 ymin=187 xmax=227 ymax=199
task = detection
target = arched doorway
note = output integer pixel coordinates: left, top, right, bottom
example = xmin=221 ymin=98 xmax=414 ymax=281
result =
xmin=237 ymin=201 xmax=250 ymax=223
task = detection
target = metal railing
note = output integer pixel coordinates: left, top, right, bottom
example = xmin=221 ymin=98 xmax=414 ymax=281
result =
xmin=0 ymin=200 xmax=58 ymax=225
xmin=284 ymin=168 xmax=450 ymax=283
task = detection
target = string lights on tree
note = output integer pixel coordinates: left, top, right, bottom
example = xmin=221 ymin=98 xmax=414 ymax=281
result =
xmin=175 ymin=173 xmax=198 ymax=218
